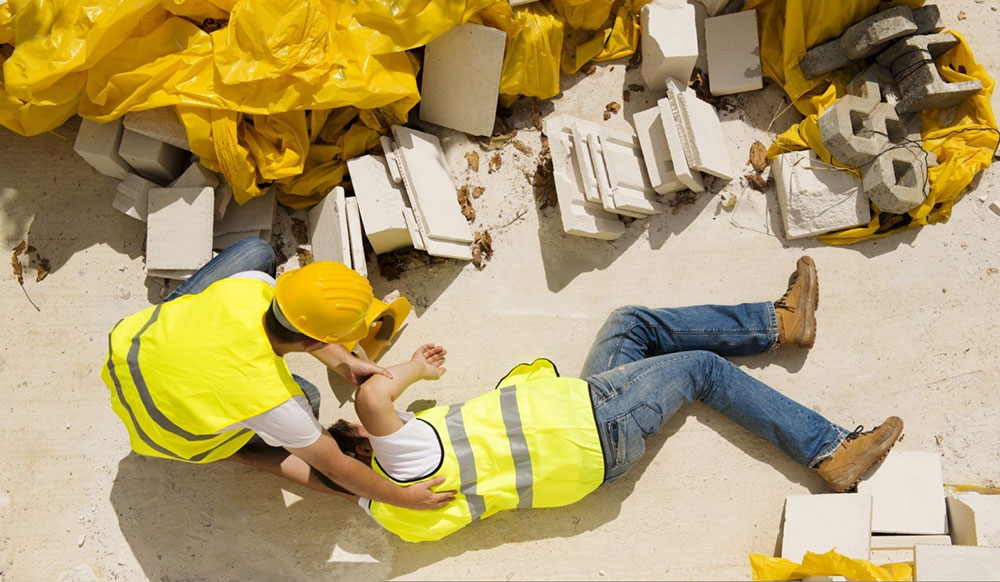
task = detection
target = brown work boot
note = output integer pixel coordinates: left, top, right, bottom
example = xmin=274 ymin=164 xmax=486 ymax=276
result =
xmin=775 ymin=256 xmax=818 ymax=348
xmin=816 ymin=417 xmax=904 ymax=492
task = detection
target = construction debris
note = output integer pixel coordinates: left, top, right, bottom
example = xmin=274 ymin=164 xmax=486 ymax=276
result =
xmin=145 ymin=187 xmax=214 ymax=279
xmin=876 ymin=33 xmax=984 ymax=114
xmin=772 ymin=150 xmax=869 ymax=239
xmin=665 ymin=78 xmax=734 ymax=180
xmin=457 ymin=185 xmax=476 ymax=222
xmin=346 ymin=155 xmax=412 ymax=255
xmin=705 ymin=10 xmax=762 ymax=96
xmin=640 ymin=2 xmax=699 ymax=91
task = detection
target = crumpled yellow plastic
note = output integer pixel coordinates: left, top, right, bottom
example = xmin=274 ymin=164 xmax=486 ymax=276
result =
xmin=750 ymin=0 xmax=998 ymax=244
xmin=749 ymin=550 xmax=912 ymax=581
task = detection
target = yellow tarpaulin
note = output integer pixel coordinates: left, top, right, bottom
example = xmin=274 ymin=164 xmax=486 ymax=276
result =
xmin=748 ymin=0 xmax=998 ymax=244
xmin=749 ymin=550 xmax=912 ymax=581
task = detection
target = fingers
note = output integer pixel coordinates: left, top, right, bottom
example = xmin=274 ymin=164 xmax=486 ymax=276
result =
xmin=374 ymin=364 xmax=393 ymax=379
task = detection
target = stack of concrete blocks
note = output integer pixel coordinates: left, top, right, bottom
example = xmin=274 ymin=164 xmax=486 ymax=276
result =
xmin=419 ymin=23 xmax=506 ymax=137
xmin=213 ymin=188 xmax=276 ymax=251
xmin=780 ymin=493 xmax=873 ymax=563
xmin=123 ymin=108 xmax=191 ymax=151
xmin=73 ymin=118 xmax=134 ymax=179
xmin=772 ymin=150 xmax=871 ymax=239
xmin=876 ymin=33 xmax=984 ymax=115
xmin=704 ymin=10 xmax=763 ymax=96
xmin=640 ymin=2 xmax=698 ymax=91
xmin=145 ymin=187 xmax=214 ymax=280
xmin=819 ymin=65 xmax=933 ymax=214
xmin=664 ymin=79 xmax=735 ymax=181
xmin=631 ymin=108 xmax=687 ymax=195
xmin=799 ymin=5 xmax=943 ymax=79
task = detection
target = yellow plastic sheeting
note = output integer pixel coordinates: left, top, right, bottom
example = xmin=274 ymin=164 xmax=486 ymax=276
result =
xmin=749 ymin=550 xmax=912 ymax=581
xmin=474 ymin=2 xmax=564 ymax=101
xmin=560 ymin=0 xmax=649 ymax=75
xmin=0 ymin=3 xmax=13 ymax=45
xmin=162 ymin=0 xmax=234 ymax=22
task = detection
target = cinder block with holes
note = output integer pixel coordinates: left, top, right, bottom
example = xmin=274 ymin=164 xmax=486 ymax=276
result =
xmin=861 ymin=145 xmax=931 ymax=214
xmin=877 ymin=33 xmax=983 ymax=114
xmin=640 ymin=2 xmax=698 ymax=91
xmin=846 ymin=65 xmax=902 ymax=106
xmin=840 ymin=5 xmax=917 ymax=60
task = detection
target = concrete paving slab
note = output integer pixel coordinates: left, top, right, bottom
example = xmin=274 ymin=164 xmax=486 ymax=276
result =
xmin=631 ymin=107 xmax=684 ymax=194
xmin=781 ymin=493 xmax=872 ymax=562
xmin=705 ymin=10 xmax=763 ymax=96
xmin=145 ymin=187 xmax=213 ymax=272
xmin=640 ymin=2 xmax=698 ymax=91
xmin=857 ymin=450 xmax=948 ymax=535
xmin=914 ymin=545 xmax=1000 ymax=581
xmin=773 ymin=150 xmax=869 ymax=239
xmin=307 ymin=186 xmax=351 ymax=264
xmin=345 ymin=196 xmax=367 ymax=277
xmin=347 ymin=155 xmax=412 ymax=254
xmin=666 ymin=79 xmax=734 ymax=180
xmin=73 ymin=118 xmax=134 ymax=180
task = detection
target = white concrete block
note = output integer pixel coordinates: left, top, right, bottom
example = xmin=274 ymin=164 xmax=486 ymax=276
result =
xmin=697 ymin=0 xmax=728 ymax=16
xmin=947 ymin=492 xmax=1000 ymax=547
xmin=308 ymin=186 xmax=351 ymax=265
xmin=169 ymin=162 xmax=220 ymax=190
xmin=543 ymin=115 xmax=626 ymax=240
xmin=781 ymin=493 xmax=872 ymax=562
xmin=773 ymin=150 xmax=870 ymax=239
xmin=857 ymin=450 xmax=948 ymax=535
xmin=214 ymin=189 xmax=276 ymax=237
xmin=914 ymin=544 xmax=1000 ymax=581
xmin=402 ymin=208 xmax=426 ymax=251
xmin=389 ymin=126 xmax=474 ymax=244
xmin=870 ymin=534 xmax=951 ymax=566
xmin=145 ymin=187 xmax=214 ymax=272
xmin=631 ymin=107 xmax=685 ymax=194
xmin=419 ymin=24 xmax=506 ymax=136
xmin=118 ymin=129 xmax=188 ymax=183
xmin=345 ymin=196 xmax=367 ymax=277
xmin=571 ymin=123 xmax=603 ymax=204
xmin=640 ymin=3 xmax=699 ymax=91
xmin=665 ymin=79 xmax=734 ymax=180
xmin=114 ymin=174 xmax=157 ymax=222
xmin=123 ymin=108 xmax=191 ymax=151
xmin=347 ymin=155 xmax=412 ymax=254
xmin=705 ymin=10 xmax=763 ymax=96
xmin=657 ymin=97 xmax=705 ymax=192
xmin=421 ymin=235 xmax=473 ymax=261
xmin=74 ymin=118 xmax=134 ymax=179
xmin=215 ymin=182 xmax=233 ymax=221
xmin=599 ymin=129 xmax=663 ymax=215
xmin=212 ymin=231 xmax=261 ymax=252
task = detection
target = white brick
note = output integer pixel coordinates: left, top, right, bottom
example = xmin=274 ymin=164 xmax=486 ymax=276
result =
xmin=657 ymin=97 xmax=705 ymax=192
xmin=345 ymin=196 xmax=367 ymax=277
xmin=632 ymin=107 xmax=685 ymax=194
xmin=169 ymin=162 xmax=220 ymax=189
xmin=308 ymin=186 xmax=351 ymax=264
xmin=705 ymin=10 xmax=763 ymax=96
xmin=74 ymin=118 xmax=134 ymax=179
xmin=214 ymin=189 xmax=276 ymax=236
xmin=857 ymin=450 xmax=948 ymax=535
xmin=215 ymin=182 xmax=233 ymax=221
xmin=419 ymin=24 xmax=506 ymax=136
xmin=947 ymin=491 xmax=1000 ymax=547
xmin=773 ymin=150 xmax=870 ymax=239
xmin=347 ymin=155 xmax=412 ymax=254
xmin=640 ymin=3 xmax=698 ymax=91
xmin=870 ymin=534 xmax=951 ymax=566
xmin=665 ymin=79 xmax=734 ymax=180
xmin=421 ymin=234 xmax=473 ymax=261
xmin=145 ymin=187 xmax=213 ymax=272
xmin=114 ymin=174 xmax=157 ymax=222
xmin=123 ymin=108 xmax=191 ymax=151
xmin=781 ymin=493 xmax=872 ymax=562
xmin=914 ymin=545 xmax=1000 ymax=580
xmin=599 ymin=129 xmax=662 ymax=215
xmin=118 ymin=129 xmax=188 ymax=183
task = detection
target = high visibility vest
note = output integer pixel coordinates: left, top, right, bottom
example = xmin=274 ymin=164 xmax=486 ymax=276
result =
xmin=100 ymin=278 xmax=304 ymax=463
xmin=369 ymin=359 xmax=604 ymax=542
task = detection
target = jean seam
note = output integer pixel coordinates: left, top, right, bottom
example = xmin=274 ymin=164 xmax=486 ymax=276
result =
xmin=605 ymin=318 xmax=640 ymax=373
xmin=766 ymin=302 xmax=779 ymax=352
xmin=809 ymin=426 xmax=850 ymax=467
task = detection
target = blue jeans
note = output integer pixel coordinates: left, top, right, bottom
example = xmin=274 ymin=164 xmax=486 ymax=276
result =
xmin=582 ymin=304 xmax=849 ymax=482
xmin=162 ymin=237 xmax=322 ymax=435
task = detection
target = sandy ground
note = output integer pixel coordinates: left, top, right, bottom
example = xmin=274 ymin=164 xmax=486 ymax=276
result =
xmin=2 ymin=2 xmax=1000 ymax=580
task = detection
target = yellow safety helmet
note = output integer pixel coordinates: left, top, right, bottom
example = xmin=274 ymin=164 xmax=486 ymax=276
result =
xmin=273 ymin=261 xmax=373 ymax=343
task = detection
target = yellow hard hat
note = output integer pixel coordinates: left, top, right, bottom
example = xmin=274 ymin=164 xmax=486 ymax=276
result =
xmin=273 ymin=261 xmax=374 ymax=343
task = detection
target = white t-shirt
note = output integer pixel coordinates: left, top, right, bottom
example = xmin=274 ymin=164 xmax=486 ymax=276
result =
xmin=215 ymin=271 xmax=323 ymax=449
xmin=358 ymin=411 xmax=443 ymax=514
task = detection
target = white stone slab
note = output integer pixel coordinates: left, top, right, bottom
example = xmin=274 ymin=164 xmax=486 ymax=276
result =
xmin=308 ymin=186 xmax=351 ymax=265
xmin=640 ymin=2 xmax=698 ymax=91
xmin=419 ymin=24 xmax=506 ymax=136
xmin=585 ymin=132 xmax=632 ymax=216
xmin=170 ymin=162 xmax=220 ymax=189
xmin=345 ymin=196 xmax=367 ymax=277
xmin=215 ymin=189 xmax=276 ymax=236
xmin=571 ymin=123 xmax=603 ymax=204
xmin=390 ymin=125 xmax=474 ymax=244
xmin=705 ymin=10 xmax=763 ymax=96
xmin=871 ymin=534 xmax=953 ymax=549
xmin=781 ymin=493 xmax=872 ymax=562
xmin=423 ymin=236 xmax=473 ymax=261
xmin=119 ymin=129 xmax=188 ymax=183
xmin=215 ymin=182 xmax=233 ymax=221
xmin=773 ymin=150 xmax=870 ymax=239
xmin=543 ymin=115 xmax=626 ymax=240
xmin=666 ymin=79 xmax=734 ymax=180
xmin=632 ymin=107 xmax=685 ymax=194
xmin=857 ymin=450 xmax=948 ymax=535
xmin=114 ymin=174 xmax=157 ymax=222
xmin=74 ymin=118 xmax=134 ymax=179
xmin=657 ymin=97 xmax=705 ymax=193
xmin=347 ymin=155 xmax=413 ymax=254
xmin=145 ymin=187 xmax=213 ymax=272
xmin=123 ymin=108 xmax=191 ymax=151
xmin=401 ymin=208 xmax=426 ymax=251
xmin=947 ymin=491 xmax=1000 ymax=547
xmin=914 ymin=545 xmax=1000 ymax=581
xmin=599 ymin=129 xmax=663 ymax=215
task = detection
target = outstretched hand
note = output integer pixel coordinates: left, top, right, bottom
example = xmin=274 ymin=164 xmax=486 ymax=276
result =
xmin=411 ymin=343 xmax=447 ymax=380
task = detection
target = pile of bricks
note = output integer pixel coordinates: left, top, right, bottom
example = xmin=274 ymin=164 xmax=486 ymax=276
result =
xmin=777 ymin=449 xmax=1000 ymax=580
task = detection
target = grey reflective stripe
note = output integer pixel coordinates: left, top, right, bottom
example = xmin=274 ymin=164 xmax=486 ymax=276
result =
xmin=498 ymin=386 xmax=533 ymax=508
xmin=445 ymin=404 xmax=487 ymax=521
xmin=127 ymin=304 xmax=214 ymax=441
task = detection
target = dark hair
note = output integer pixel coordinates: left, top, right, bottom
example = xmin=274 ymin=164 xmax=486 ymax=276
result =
xmin=328 ymin=419 xmax=368 ymax=458
xmin=262 ymin=303 xmax=313 ymax=345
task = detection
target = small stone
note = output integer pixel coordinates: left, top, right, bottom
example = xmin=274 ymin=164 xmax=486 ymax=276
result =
xmin=65 ymin=423 xmax=71 ymax=430
xmin=77 ymin=534 xmax=86 ymax=547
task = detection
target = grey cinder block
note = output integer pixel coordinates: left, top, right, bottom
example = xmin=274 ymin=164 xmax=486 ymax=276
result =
xmin=74 ymin=118 xmax=134 ymax=179
xmin=840 ymin=5 xmax=917 ymax=60
xmin=146 ymin=187 xmax=214 ymax=272
xmin=119 ymin=129 xmax=189 ymax=183
xmin=877 ymin=34 xmax=983 ymax=114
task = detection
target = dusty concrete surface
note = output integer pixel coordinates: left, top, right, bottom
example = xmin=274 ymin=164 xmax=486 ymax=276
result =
xmin=2 ymin=2 xmax=999 ymax=580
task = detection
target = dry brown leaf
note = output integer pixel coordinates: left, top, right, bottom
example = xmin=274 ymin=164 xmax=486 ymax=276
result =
xmin=471 ymin=186 xmax=485 ymax=199
xmin=472 ymin=230 xmax=493 ymax=269
xmin=464 ymin=151 xmax=480 ymax=172
xmin=584 ymin=64 xmax=597 ymax=75
xmin=957 ymin=10 xmax=966 ymax=20
xmin=295 ymin=246 xmax=314 ymax=266
xmin=626 ymin=50 xmax=641 ymax=71
xmin=457 ymin=185 xmax=476 ymax=222
xmin=472 ymin=244 xmax=483 ymax=268
xmin=603 ymin=111 xmax=612 ymax=121
xmin=747 ymin=173 xmax=767 ymax=191
xmin=749 ymin=141 xmax=768 ymax=173
xmin=531 ymin=99 xmax=543 ymax=131
xmin=11 ymin=250 xmax=23 ymax=285
xmin=606 ymin=102 xmax=621 ymax=114
xmin=622 ymin=90 xmax=631 ymax=102
xmin=511 ymin=140 xmax=533 ymax=155
xmin=36 ymin=257 xmax=50 ymax=282
xmin=628 ymin=84 xmax=644 ymax=92
xmin=290 ymin=218 xmax=309 ymax=245
xmin=668 ymin=190 xmax=699 ymax=214
xmin=488 ymin=154 xmax=502 ymax=173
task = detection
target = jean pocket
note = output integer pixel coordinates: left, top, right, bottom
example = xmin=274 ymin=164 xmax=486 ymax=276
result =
xmin=604 ymin=409 xmax=653 ymax=471
xmin=629 ymin=403 xmax=664 ymax=437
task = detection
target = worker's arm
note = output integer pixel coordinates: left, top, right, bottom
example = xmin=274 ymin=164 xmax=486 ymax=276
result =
xmin=286 ymin=432 xmax=454 ymax=509
xmin=355 ymin=344 xmax=447 ymax=437
xmin=308 ymin=342 xmax=392 ymax=386
xmin=228 ymin=445 xmax=361 ymax=500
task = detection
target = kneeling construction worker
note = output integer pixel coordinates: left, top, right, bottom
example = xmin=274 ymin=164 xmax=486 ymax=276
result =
xmin=100 ymin=237 xmax=454 ymax=510
xmin=330 ymin=256 xmax=903 ymax=541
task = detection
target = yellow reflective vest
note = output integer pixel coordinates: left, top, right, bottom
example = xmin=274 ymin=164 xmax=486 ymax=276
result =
xmin=100 ymin=278 xmax=304 ymax=463
xmin=369 ymin=359 xmax=605 ymax=542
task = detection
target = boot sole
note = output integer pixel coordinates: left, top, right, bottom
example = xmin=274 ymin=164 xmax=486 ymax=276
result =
xmin=834 ymin=428 xmax=904 ymax=493
xmin=798 ymin=256 xmax=818 ymax=348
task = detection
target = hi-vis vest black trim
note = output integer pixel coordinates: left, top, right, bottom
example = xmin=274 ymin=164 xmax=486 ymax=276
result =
xmin=373 ymin=418 xmax=445 ymax=484
xmin=369 ymin=358 xmax=604 ymax=542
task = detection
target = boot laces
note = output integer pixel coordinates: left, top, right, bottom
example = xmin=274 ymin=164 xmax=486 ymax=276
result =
xmin=774 ymin=272 xmax=799 ymax=311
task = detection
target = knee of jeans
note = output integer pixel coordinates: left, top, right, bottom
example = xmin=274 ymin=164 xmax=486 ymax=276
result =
xmin=607 ymin=305 xmax=642 ymax=325
xmin=242 ymin=238 xmax=277 ymax=274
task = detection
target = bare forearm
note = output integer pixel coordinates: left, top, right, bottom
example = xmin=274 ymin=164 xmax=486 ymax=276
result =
xmin=363 ymin=360 xmax=424 ymax=403
xmin=228 ymin=448 xmax=359 ymax=501
xmin=310 ymin=343 xmax=351 ymax=369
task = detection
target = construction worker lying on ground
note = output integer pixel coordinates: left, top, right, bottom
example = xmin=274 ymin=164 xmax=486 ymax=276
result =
xmin=100 ymin=237 xmax=454 ymax=510
xmin=327 ymin=256 xmax=904 ymax=542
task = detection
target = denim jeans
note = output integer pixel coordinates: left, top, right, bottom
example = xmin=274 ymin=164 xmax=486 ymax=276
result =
xmin=582 ymin=304 xmax=849 ymax=482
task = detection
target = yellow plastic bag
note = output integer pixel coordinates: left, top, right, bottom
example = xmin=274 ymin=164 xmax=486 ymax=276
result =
xmin=749 ymin=550 xmax=912 ymax=581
